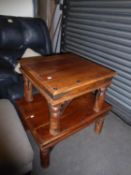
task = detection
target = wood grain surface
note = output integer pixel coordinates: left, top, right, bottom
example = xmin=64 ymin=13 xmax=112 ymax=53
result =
xmin=16 ymin=93 xmax=111 ymax=147
xmin=20 ymin=53 xmax=116 ymax=103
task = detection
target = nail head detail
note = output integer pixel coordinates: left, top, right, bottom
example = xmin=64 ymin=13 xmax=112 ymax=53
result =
xmin=47 ymin=76 xmax=52 ymax=80
xmin=76 ymin=80 xmax=81 ymax=83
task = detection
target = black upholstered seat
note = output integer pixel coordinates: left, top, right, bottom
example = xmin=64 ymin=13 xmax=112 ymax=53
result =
xmin=0 ymin=15 xmax=52 ymax=102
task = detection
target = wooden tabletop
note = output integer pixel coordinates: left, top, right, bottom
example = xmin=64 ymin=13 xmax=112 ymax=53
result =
xmin=20 ymin=53 xmax=116 ymax=102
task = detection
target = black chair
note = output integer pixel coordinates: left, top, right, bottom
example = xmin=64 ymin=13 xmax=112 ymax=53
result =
xmin=0 ymin=15 xmax=52 ymax=103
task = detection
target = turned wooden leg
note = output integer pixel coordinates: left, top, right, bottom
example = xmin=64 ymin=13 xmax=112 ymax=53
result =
xmin=40 ymin=147 xmax=53 ymax=168
xmin=24 ymin=76 xmax=33 ymax=102
xmin=95 ymin=117 xmax=105 ymax=134
xmin=48 ymin=104 xmax=61 ymax=136
xmin=48 ymin=101 xmax=71 ymax=136
xmin=94 ymin=87 xmax=107 ymax=112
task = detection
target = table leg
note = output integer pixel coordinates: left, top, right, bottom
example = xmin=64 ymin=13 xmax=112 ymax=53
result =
xmin=48 ymin=101 xmax=71 ymax=136
xmin=93 ymin=87 xmax=107 ymax=112
xmin=95 ymin=117 xmax=105 ymax=134
xmin=48 ymin=104 xmax=61 ymax=136
xmin=24 ymin=76 xmax=33 ymax=102
xmin=40 ymin=147 xmax=53 ymax=168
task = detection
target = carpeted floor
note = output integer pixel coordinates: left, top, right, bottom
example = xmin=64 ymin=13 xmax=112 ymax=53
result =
xmin=29 ymin=112 xmax=131 ymax=175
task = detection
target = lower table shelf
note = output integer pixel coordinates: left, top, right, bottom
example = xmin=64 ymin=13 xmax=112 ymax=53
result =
xmin=16 ymin=92 xmax=111 ymax=168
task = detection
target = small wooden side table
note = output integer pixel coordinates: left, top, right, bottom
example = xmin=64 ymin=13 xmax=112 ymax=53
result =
xmin=16 ymin=53 xmax=116 ymax=168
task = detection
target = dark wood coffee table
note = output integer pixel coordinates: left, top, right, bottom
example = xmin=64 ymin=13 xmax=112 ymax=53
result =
xmin=16 ymin=53 xmax=116 ymax=168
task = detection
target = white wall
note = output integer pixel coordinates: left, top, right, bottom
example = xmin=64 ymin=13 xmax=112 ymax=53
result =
xmin=0 ymin=0 xmax=34 ymax=17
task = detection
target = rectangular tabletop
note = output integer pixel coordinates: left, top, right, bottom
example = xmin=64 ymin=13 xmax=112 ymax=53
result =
xmin=20 ymin=53 xmax=116 ymax=104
